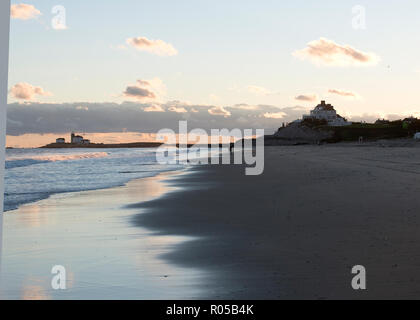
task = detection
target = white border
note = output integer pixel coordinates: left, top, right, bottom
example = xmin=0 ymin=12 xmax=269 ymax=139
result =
xmin=0 ymin=0 xmax=11 ymax=278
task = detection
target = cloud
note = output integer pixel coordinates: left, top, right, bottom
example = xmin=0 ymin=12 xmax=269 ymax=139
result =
xmin=124 ymin=86 xmax=156 ymax=100
xmin=144 ymin=104 xmax=165 ymax=112
xmin=293 ymin=37 xmax=380 ymax=67
xmin=295 ymin=94 xmax=318 ymax=102
xmin=208 ymin=106 xmax=231 ymax=117
xmin=232 ymin=104 xmax=261 ymax=110
xmin=247 ymin=85 xmax=273 ymax=96
xmin=126 ymin=37 xmax=178 ymax=56
xmin=123 ymin=78 xmax=166 ymax=102
xmin=165 ymin=100 xmax=191 ymax=113
xmin=168 ymin=106 xmax=188 ymax=113
xmin=263 ymin=111 xmax=287 ymax=119
xmin=328 ymin=89 xmax=359 ymax=98
xmin=9 ymin=83 xmax=51 ymax=100
xmin=11 ymin=3 xmax=41 ymax=20
xmin=6 ymin=102 xmax=311 ymax=137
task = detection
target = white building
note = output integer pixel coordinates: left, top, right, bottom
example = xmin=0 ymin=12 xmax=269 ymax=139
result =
xmin=56 ymin=138 xmax=65 ymax=144
xmin=303 ymin=101 xmax=351 ymax=127
xmin=71 ymin=132 xmax=84 ymax=144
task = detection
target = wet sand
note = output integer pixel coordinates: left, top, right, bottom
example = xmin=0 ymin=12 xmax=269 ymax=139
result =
xmin=0 ymin=171 xmax=205 ymax=300
xmin=131 ymin=143 xmax=420 ymax=299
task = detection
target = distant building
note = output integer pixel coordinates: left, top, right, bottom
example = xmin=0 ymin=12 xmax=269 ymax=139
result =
xmin=303 ymin=101 xmax=351 ymax=127
xmin=71 ymin=132 xmax=84 ymax=144
xmin=51 ymin=133 xmax=93 ymax=146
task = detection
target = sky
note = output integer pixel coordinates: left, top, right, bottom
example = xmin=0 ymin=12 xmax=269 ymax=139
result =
xmin=6 ymin=0 xmax=420 ymax=146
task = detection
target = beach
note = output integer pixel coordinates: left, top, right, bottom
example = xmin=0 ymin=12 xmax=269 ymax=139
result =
xmin=5 ymin=0 xmax=420 ymax=305
xmin=0 ymin=171 xmax=205 ymax=300
xmin=2 ymin=141 xmax=420 ymax=299
xmin=132 ymin=141 xmax=420 ymax=299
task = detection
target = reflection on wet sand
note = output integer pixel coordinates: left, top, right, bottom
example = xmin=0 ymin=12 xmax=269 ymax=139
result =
xmin=22 ymin=285 xmax=50 ymax=300
xmin=15 ymin=203 xmax=55 ymax=228
xmin=21 ymin=277 xmax=50 ymax=300
xmin=0 ymin=170 xmax=205 ymax=300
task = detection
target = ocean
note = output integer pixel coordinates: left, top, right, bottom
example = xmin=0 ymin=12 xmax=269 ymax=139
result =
xmin=4 ymin=148 xmax=186 ymax=212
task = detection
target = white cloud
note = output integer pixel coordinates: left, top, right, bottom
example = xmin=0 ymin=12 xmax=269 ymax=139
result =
xmin=293 ymin=37 xmax=380 ymax=67
xmin=11 ymin=3 xmax=41 ymax=20
xmin=208 ymin=106 xmax=231 ymax=117
xmin=144 ymin=104 xmax=165 ymax=112
xmin=9 ymin=83 xmax=51 ymax=100
xmin=232 ymin=104 xmax=261 ymax=110
xmin=168 ymin=106 xmax=188 ymax=113
xmin=126 ymin=37 xmax=178 ymax=56
xmin=263 ymin=111 xmax=287 ymax=119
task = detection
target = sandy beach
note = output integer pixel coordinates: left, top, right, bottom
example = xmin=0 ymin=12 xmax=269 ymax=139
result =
xmin=130 ymin=141 xmax=420 ymax=299
xmin=2 ymin=141 xmax=420 ymax=299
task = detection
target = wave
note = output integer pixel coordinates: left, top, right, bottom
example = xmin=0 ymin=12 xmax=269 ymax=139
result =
xmin=5 ymin=159 xmax=50 ymax=169
xmin=6 ymin=152 xmax=109 ymax=169
xmin=4 ymin=147 xmax=188 ymax=212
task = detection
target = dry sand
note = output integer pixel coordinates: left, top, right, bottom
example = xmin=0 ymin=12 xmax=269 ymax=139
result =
xmin=131 ymin=141 xmax=420 ymax=299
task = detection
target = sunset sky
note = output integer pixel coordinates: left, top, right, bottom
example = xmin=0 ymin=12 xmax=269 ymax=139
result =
xmin=6 ymin=0 xmax=420 ymax=147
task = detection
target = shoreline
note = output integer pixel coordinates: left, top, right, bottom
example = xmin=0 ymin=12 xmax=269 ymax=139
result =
xmin=0 ymin=169 xmax=205 ymax=300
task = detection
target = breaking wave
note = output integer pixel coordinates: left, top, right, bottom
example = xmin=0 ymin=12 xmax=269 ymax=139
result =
xmin=6 ymin=152 xmax=109 ymax=169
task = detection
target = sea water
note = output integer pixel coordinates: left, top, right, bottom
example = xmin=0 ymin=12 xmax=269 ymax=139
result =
xmin=4 ymin=148 xmax=186 ymax=212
